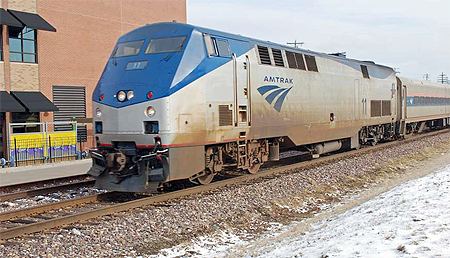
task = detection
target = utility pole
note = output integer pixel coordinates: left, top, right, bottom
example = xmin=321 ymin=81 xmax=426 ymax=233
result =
xmin=287 ymin=39 xmax=304 ymax=48
xmin=423 ymin=73 xmax=430 ymax=81
xmin=437 ymin=72 xmax=448 ymax=84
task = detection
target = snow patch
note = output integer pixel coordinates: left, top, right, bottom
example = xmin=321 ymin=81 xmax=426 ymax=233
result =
xmin=148 ymin=164 xmax=450 ymax=258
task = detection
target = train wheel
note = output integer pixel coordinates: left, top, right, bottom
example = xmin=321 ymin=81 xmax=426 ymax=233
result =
xmin=247 ymin=162 xmax=261 ymax=174
xmin=197 ymin=172 xmax=214 ymax=185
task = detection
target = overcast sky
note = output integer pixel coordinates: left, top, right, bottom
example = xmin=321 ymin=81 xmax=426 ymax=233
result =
xmin=187 ymin=0 xmax=450 ymax=82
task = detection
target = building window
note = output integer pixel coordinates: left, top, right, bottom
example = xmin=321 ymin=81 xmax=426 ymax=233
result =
xmin=0 ymin=27 xmax=3 ymax=61
xmin=0 ymin=113 xmax=4 ymax=158
xmin=9 ymin=27 xmax=37 ymax=63
xmin=11 ymin=112 xmax=40 ymax=133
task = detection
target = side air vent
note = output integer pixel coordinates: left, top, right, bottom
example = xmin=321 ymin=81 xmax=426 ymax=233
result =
xmin=257 ymin=45 xmax=272 ymax=65
xmin=295 ymin=53 xmax=306 ymax=70
xmin=286 ymin=51 xmax=306 ymax=70
xmin=371 ymin=100 xmax=382 ymax=117
xmin=286 ymin=51 xmax=296 ymax=68
xmin=272 ymin=48 xmax=285 ymax=67
xmin=382 ymin=100 xmax=391 ymax=116
xmin=304 ymin=55 xmax=318 ymax=72
xmin=219 ymin=105 xmax=233 ymax=126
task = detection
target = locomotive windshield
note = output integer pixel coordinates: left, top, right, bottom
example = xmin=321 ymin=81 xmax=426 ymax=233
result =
xmin=145 ymin=36 xmax=187 ymax=54
xmin=112 ymin=40 xmax=144 ymax=57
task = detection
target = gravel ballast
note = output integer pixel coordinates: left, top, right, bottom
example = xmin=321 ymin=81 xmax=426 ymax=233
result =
xmin=1 ymin=131 xmax=450 ymax=258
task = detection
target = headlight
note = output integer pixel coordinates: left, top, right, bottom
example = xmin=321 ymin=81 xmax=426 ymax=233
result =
xmin=117 ymin=91 xmax=126 ymax=102
xmin=145 ymin=106 xmax=156 ymax=117
xmin=95 ymin=108 xmax=102 ymax=118
xmin=127 ymin=90 xmax=134 ymax=100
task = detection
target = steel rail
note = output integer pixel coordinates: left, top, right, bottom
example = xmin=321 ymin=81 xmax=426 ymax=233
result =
xmin=1 ymin=128 xmax=449 ymax=240
xmin=0 ymin=192 xmax=115 ymax=222
xmin=0 ymin=174 xmax=92 ymax=190
xmin=0 ymin=180 xmax=95 ymax=202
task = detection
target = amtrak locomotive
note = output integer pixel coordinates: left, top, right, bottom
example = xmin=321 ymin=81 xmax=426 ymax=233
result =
xmin=88 ymin=22 xmax=450 ymax=192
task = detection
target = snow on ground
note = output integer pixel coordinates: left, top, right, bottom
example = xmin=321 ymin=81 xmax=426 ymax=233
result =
xmin=148 ymin=163 xmax=450 ymax=258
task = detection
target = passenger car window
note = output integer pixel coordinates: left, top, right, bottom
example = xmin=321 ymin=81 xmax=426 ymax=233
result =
xmin=113 ymin=40 xmax=144 ymax=58
xmin=145 ymin=36 xmax=187 ymax=54
xmin=216 ymin=39 xmax=231 ymax=57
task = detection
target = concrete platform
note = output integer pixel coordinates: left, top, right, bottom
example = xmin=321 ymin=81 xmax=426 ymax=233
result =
xmin=0 ymin=159 xmax=91 ymax=187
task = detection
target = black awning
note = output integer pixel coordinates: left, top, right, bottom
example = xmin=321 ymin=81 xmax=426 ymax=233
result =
xmin=0 ymin=91 xmax=26 ymax=112
xmin=0 ymin=8 xmax=22 ymax=27
xmin=11 ymin=91 xmax=58 ymax=112
xmin=8 ymin=10 xmax=56 ymax=32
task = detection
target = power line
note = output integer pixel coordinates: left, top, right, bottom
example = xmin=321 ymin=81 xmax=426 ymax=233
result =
xmin=423 ymin=73 xmax=430 ymax=81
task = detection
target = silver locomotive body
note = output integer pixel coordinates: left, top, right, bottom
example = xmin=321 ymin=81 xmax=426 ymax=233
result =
xmin=89 ymin=23 xmax=450 ymax=192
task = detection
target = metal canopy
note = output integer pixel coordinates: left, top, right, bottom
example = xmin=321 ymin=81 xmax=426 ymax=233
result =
xmin=0 ymin=91 xmax=26 ymax=112
xmin=8 ymin=10 xmax=56 ymax=32
xmin=0 ymin=8 xmax=22 ymax=27
xmin=11 ymin=91 xmax=58 ymax=112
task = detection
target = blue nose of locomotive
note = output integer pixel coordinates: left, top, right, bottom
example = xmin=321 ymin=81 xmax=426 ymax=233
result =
xmin=93 ymin=22 xmax=205 ymax=107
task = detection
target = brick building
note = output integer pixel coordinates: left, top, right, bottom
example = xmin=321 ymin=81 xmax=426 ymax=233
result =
xmin=0 ymin=0 xmax=186 ymax=160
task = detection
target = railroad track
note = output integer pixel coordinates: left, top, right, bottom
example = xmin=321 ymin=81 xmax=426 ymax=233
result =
xmin=0 ymin=192 xmax=115 ymax=222
xmin=0 ymin=179 xmax=95 ymax=202
xmin=0 ymin=191 xmax=147 ymax=240
xmin=1 ymin=128 xmax=449 ymax=241
xmin=0 ymin=174 xmax=93 ymax=196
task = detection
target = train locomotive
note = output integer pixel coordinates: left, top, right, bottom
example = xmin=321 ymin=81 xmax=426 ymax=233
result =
xmin=88 ymin=22 xmax=450 ymax=192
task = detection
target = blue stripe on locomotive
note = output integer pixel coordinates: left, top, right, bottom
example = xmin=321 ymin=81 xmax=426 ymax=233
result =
xmin=407 ymin=96 xmax=450 ymax=107
xmin=92 ymin=23 xmax=254 ymax=108
xmin=93 ymin=22 xmax=396 ymax=108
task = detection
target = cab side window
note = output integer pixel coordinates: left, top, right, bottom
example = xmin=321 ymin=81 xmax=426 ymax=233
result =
xmin=204 ymin=34 xmax=217 ymax=56
xmin=216 ymin=39 xmax=231 ymax=57
xmin=203 ymin=34 xmax=231 ymax=57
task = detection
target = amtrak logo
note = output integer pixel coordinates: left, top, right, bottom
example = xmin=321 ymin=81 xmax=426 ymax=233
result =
xmin=257 ymin=85 xmax=293 ymax=112
xmin=264 ymin=76 xmax=294 ymax=84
